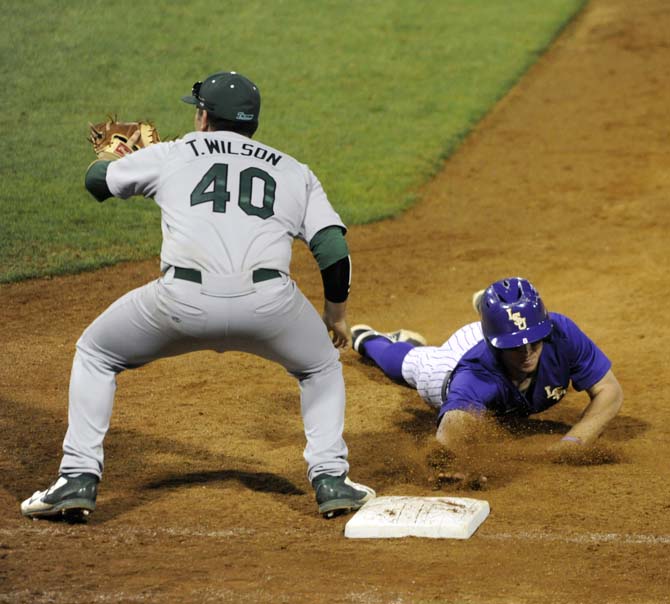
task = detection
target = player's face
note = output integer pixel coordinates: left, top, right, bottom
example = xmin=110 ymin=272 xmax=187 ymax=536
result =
xmin=499 ymin=340 xmax=544 ymax=377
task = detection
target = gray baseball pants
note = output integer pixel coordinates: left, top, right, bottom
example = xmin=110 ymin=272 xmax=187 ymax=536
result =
xmin=60 ymin=267 xmax=349 ymax=482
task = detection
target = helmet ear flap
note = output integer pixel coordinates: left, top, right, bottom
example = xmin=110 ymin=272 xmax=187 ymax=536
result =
xmin=480 ymin=277 xmax=552 ymax=349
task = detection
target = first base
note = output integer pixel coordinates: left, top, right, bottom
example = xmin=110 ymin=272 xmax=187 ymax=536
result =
xmin=344 ymin=496 xmax=490 ymax=539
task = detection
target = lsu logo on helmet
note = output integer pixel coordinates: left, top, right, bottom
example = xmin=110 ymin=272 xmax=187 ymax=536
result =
xmin=505 ymin=308 xmax=527 ymax=330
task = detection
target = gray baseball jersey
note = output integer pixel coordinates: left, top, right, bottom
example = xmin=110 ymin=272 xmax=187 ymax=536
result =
xmin=61 ymin=131 xmax=350 ymax=482
xmin=108 ymin=131 xmax=344 ymax=274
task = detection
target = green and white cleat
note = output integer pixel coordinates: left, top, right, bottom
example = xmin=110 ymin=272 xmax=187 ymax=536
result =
xmin=312 ymin=472 xmax=375 ymax=519
xmin=21 ymin=473 xmax=98 ymax=520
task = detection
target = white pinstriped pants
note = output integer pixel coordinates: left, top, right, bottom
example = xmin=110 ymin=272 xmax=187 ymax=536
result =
xmin=401 ymin=321 xmax=484 ymax=409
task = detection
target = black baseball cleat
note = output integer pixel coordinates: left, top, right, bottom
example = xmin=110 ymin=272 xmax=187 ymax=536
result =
xmin=20 ymin=473 xmax=99 ymax=520
xmin=312 ymin=472 xmax=375 ymax=518
xmin=351 ymin=324 xmax=427 ymax=356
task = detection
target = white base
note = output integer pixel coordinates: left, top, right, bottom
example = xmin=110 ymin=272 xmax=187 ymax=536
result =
xmin=344 ymin=495 xmax=490 ymax=539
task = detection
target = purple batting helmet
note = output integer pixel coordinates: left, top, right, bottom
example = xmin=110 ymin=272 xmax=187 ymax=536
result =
xmin=480 ymin=277 xmax=552 ymax=349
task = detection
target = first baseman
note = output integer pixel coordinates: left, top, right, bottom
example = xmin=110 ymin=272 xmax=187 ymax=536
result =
xmin=21 ymin=70 xmax=374 ymax=520
xmin=351 ymin=277 xmax=623 ymax=456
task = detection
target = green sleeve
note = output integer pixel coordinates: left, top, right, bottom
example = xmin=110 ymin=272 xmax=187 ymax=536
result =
xmin=84 ymin=160 xmax=113 ymax=202
xmin=309 ymin=226 xmax=349 ymax=270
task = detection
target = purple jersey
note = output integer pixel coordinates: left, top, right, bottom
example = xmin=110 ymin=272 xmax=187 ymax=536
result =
xmin=438 ymin=313 xmax=611 ymax=419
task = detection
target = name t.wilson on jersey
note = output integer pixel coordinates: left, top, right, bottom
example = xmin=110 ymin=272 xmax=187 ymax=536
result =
xmin=186 ymin=137 xmax=283 ymax=166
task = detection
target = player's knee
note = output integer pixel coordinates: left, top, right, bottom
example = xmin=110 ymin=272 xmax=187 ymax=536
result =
xmin=292 ymin=347 xmax=342 ymax=380
xmin=75 ymin=335 xmax=124 ymax=373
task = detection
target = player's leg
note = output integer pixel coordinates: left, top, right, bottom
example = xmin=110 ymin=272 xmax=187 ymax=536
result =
xmin=229 ymin=278 xmax=375 ymax=517
xmin=21 ymin=280 xmax=196 ymax=519
xmin=405 ymin=322 xmax=487 ymax=409
xmin=352 ymin=322 xmax=485 ymax=411
xmin=352 ymin=325 xmax=442 ymax=409
xmin=351 ymin=325 xmax=420 ymax=381
xmin=60 ymin=280 xmax=196 ymax=476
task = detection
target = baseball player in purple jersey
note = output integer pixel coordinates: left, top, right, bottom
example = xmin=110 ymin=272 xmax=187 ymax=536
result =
xmin=351 ymin=277 xmax=623 ymax=453
xmin=20 ymin=70 xmax=374 ymax=521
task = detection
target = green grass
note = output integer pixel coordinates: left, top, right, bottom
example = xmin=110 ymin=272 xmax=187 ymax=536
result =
xmin=0 ymin=0 xmax=586 ymax=282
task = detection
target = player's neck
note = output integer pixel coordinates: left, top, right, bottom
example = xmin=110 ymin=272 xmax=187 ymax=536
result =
xmin=507 ymin=369 xmax=535 ymax=390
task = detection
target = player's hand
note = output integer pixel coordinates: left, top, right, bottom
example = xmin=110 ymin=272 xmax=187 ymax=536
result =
xmin=547 ymin=435 xmax=589 ymax=464
xmin=322 ymin=300 xmax=351 ymax=349
xmin=547 ymin=435 xmax=584 ymax=455
xmin=323 ymin=315 xmax=350 ymax=349
xmin=328 ymin=319 xmax=351 ymax=349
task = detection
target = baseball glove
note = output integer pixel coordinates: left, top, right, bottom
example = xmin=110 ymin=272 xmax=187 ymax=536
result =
xmin=87 ymin=116 xmax=160 ymax=161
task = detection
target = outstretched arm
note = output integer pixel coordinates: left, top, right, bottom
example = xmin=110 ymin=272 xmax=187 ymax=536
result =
xmin=553 ymin=369 xmax=623 ymax=450
xmin=434 ymin=409 xmax=491 ymax=489
xmin=436 ymin=409 xmax=481 ymax=449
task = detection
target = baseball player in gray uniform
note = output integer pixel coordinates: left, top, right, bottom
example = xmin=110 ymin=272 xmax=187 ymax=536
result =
xmin=21 ymin=70 xmax=374 ymax=520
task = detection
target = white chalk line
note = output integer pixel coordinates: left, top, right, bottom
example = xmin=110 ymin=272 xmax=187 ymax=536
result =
xmin=0 ymin=525 xmax=256 ymax=538
xmin=480 ymin=530 xmax=670 ymax=545
xmin=0 ymin=585 xmax=392 ymax=604
xmin=1 ymin=528 xmax=666 ymax=603
xmin=1 ymin=525 xmax=669 ymax=545
xmin=1 ymin=589 xmax=381 ymax=604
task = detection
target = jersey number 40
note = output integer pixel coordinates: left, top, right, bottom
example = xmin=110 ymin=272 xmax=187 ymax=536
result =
xmin=190 ymin=163 xmax=276 ymax=219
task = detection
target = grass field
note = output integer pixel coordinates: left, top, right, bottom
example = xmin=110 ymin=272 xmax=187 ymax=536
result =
xmin=0 ymin=0 xmax=586 ymax=282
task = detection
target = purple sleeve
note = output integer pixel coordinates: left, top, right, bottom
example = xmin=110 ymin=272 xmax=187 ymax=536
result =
xmin=438 ymin=371 xmax=499 ymax=418
xmin=555 ymin=314 xmax=611 ymax=391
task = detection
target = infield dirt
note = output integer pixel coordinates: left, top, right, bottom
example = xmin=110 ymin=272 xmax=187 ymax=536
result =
xmin=2 ymin=1 xmax=669 ymax=602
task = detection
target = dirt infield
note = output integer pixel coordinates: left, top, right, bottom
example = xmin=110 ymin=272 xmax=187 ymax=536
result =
xmin=2 ymin=1 xmax=669 ymax=602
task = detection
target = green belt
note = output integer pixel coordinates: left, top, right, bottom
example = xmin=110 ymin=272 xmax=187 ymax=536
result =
xmin=172 ymin=267 xmax=282 ymax=284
